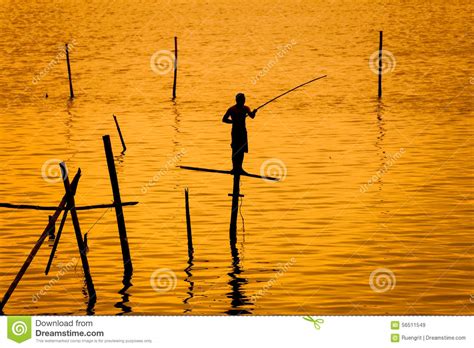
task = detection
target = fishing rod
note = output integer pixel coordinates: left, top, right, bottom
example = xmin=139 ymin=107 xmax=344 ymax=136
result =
xmin=255 ymin=74 xmax=327 ymax=111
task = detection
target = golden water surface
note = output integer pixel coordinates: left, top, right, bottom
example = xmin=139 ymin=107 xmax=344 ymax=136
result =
xmin=0 ymin=0 xmax=472 ymax=315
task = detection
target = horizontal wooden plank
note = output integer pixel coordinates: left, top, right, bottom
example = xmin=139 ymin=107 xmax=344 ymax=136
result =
xmin=179 ymin=166 xmax=279 ymax=181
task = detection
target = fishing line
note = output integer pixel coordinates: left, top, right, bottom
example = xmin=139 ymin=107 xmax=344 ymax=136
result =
xmin=84 ymin=205 xmax=112 ymax=236
xmin=72 ymin=206 xmax=112 ymax=273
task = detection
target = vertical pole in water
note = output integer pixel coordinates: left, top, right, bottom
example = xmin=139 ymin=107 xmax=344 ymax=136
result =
xmin=65 ymin=43 xmax=74 ymax=99
xmin=229 ymin=173 xmax=241 ymax=243
xmin=60 ymin=162 xmax=96 ymax=300
xmin=102 ymin=135 xmax=133 ymax=274
xmin=113 ymin=115 xmax=127 ymax=153
xmin=184 ymin=188 xmax=193 ymax=259
xmin=172 ymin=36 xmax=178 ymax=99
xmin=378 ymin=31 xmax=383 ymax=99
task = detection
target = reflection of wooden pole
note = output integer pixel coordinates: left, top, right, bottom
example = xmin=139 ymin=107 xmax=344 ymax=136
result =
xmin=172 ymin=36 xmax=178 ymax=99
xmin=184 ymin=188 xmax=193 ymax=259
xmin=60 ymin=163 xmax=96 ymax=300
xmin=103 ymin=135 xmax=133 ymax=274
xmin=65 ymin=43 xmax=74 ymax=99
xmin=113 ymin=115 xmax=127 ymax=153
xmin=229 ymin=173 xmax=241 ymax=243
xmin=0 ymin=170 xmax=81 ymax=311
xmin=378 ymin=31 xmax=383 ymax=99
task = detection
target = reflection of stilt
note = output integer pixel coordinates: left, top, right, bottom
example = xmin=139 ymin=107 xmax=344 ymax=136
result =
xmin=115 ymin=273 xmax=132 ymax=315
xmin=375 ymin=102 xmax=387 ymax=193
xmin=183 ymin=188 xmax=195 ymax=313
xmin=226 ymin=239 xmax=252 ymax=315
xmin=172 ymin=102 xmax=182 ymax=150
xmin=183 ymin=258 xmax=194 ymax=314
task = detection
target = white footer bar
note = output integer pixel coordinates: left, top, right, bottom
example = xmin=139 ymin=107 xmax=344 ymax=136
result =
xmin=0 ymin=316 xmax=471 ymax=347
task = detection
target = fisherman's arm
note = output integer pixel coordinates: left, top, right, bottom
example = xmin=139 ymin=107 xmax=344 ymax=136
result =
xmin=222 ymin=110 xmax=233 ymax=124
xmin=248 ymin=108 xmax=257 ymax=119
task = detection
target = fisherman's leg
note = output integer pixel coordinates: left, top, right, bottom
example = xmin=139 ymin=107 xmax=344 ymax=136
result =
xmin=232 ymin=148 xmax=244 ymax=173
xmin=240 ymin=152 xmax=245 ymax=173
xmin=231 ymin=148 xmax=239 ymax=172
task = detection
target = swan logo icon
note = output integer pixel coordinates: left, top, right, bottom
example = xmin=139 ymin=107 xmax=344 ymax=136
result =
xmin=7 ymin=317 xmax=32 ymax=343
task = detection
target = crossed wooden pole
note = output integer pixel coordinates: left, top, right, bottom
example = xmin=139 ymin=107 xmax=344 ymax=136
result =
xmin=0 ymin=135 xmax=136 ymax=312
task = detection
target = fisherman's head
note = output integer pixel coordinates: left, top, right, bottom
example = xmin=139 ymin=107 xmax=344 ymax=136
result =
xmin=236 ymin=93 xmax=245 ymax=106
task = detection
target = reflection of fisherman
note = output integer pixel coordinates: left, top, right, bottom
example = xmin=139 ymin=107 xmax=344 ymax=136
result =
xmin=222 ymin=93 xmax=257 ymax=173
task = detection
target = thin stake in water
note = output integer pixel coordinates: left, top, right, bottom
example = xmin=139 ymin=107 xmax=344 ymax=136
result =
xmin=113 ymin=114 xmax=127 ymax=153
xmin=65 ymin=43 xmax=74 ymax=99
xmin=185 ymin=188 xmax=193 ymax=259
xmin=172 ymin=36 xmax=178 ymax=99
xmin=378 ymin=31 xmax=383 ymax=98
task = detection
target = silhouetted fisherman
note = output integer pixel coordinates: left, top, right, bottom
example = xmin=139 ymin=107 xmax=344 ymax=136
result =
xmin=222 ymin=93 xmax=257 ymax=173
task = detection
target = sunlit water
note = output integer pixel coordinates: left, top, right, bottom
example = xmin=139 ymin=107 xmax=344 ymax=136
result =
xmin=0 ymin=0 xmax=472 ymax=315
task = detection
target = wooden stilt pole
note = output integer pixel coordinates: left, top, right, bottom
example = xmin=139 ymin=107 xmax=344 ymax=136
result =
xmin=184 ymin=188 xmax=193 ymax=259
xmin=378 ymin=31 xmax=383 ymax=99
xmin=113 ymin=115 xmax=127 ymax=153
xmin=102 ymin=135 xmax=133 ymax=274
xmin=65 ymin=43 xmax=74 ymax=99
xmin=172 ymin=36 xmax=178 ymax=99
xmin=60 ymin=162 xmax=96 ymax=300
xmin=0 ymin=170 xmax=81 ymax=311
xmin=229 ymin=173 xmax=241 ymax=243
